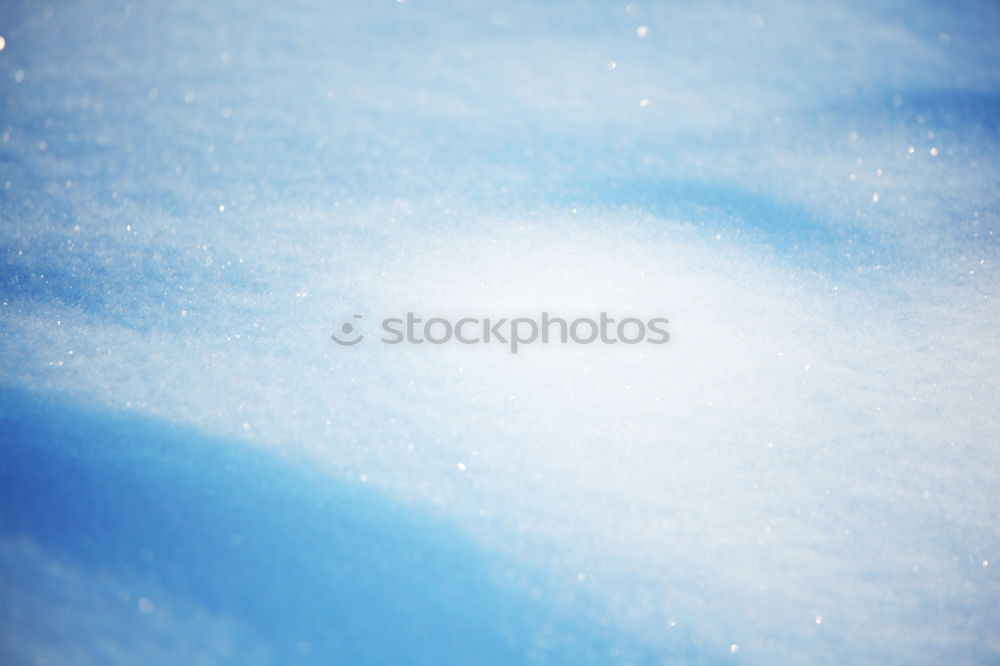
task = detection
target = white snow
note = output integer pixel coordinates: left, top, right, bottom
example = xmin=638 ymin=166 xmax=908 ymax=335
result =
xmin=1 ymin=0 xmax=998 ymax=663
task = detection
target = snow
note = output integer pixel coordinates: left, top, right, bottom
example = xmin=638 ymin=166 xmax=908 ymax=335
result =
xmin=1 ymin=0 xmax=999 ymax=664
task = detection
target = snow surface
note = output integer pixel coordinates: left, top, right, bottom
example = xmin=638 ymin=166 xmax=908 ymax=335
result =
xmin=1 ymin=0 xmax=999 ymax=664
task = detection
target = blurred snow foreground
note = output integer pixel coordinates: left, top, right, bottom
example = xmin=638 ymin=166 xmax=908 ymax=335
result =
xmin=1 ymin=0 xmax=999 ymax=664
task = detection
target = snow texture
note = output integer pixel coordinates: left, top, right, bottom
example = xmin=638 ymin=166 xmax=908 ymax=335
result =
xmin=1 ymin=0 xmax=999 ymax=664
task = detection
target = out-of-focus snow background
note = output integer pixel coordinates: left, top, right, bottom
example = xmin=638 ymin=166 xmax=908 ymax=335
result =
xmin=1 ymin=0 xmax=999 ymax=664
